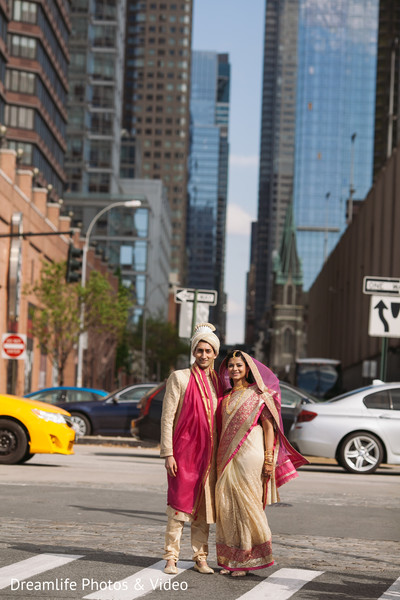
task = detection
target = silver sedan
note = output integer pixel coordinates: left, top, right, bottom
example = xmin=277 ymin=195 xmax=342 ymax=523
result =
xmin=289 ymin=381 xmax=400 ymax=474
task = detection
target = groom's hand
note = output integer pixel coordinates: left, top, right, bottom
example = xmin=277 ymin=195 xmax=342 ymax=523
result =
xmin=165 ymin=455 xmax=178 ymax=477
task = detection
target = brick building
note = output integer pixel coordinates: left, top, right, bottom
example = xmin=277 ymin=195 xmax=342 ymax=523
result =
xmin=0 ymin=148 xmax=118 ymax=396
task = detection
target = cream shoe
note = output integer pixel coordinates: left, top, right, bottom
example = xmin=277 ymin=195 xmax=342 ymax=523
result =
xmin=164 ymin=562 xmax=178 ymax=575
xmin=193 ymin=562 xmax=214 ymax=574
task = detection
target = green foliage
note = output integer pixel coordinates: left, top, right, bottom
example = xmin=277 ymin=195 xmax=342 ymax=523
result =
xmin=131 ymin=315 xmax=189 ymax=380
xmin=26 ymin=260 xmax=131 ymax=385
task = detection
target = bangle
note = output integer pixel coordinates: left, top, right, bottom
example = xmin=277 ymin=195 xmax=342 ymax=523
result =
xmin=264 ymin=460 xmax=273 ymax=465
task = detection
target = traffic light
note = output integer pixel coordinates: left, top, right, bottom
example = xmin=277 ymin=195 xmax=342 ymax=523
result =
xmin=66 ymin=244 xmax=83 ymax=283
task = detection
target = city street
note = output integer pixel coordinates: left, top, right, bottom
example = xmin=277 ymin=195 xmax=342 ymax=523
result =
xmin=0 ymin=443 xmax=399 ymax=600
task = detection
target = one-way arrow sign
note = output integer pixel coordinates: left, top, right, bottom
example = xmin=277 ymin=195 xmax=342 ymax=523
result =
xmin=368 ymin=295 xmax=400 ymax=338
xmin=174 ymin=288 xmax=218 ymax=306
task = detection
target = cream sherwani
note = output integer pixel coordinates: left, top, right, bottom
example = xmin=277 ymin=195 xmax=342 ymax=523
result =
xmin=160 ymin=367 xmax=218 ymax=561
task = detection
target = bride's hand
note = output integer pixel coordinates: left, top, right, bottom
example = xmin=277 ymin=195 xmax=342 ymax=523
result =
xmin=262 ymin=463 xmax=273 ymax=478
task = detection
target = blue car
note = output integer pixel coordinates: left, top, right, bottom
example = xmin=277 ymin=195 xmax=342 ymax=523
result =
xmin=26 ymin=384 xmax=158 ymax=437
xmin=25 ymin=386 xmax=108 ymax=405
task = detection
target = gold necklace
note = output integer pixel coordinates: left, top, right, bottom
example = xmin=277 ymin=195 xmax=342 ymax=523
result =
xmin=225 ymin=384 xmax=248 ymax=415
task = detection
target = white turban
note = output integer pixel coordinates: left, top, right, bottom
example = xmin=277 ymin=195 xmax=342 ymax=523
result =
xmin=191 ymin=322 xmax=220 ymax=356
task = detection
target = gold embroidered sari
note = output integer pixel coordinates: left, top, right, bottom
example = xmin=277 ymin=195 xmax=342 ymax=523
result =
xmin=215 ymin=386 xmax=274 ymax=571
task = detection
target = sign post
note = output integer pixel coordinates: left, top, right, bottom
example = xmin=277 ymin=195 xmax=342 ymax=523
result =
xmin=363 ymin=276 xmax=400 ymax=380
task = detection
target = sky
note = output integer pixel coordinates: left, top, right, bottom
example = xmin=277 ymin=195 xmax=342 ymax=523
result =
xmin=192 ymin=0 xmax=265 ymax=345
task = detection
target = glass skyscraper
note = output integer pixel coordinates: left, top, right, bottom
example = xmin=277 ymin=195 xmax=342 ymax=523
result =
xmin=187 ymin=51 xmax=230 ymax=338
xmin=294 ymin=0 xmax=379 ymax=290
xmin=247 ymin=0 xmax=379 ymax=350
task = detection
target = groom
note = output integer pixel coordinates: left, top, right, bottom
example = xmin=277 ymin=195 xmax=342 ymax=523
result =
xmin=160 ymin=323 xmax=222 ymax=575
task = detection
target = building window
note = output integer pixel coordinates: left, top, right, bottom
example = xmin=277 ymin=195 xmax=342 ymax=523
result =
xmin=285 ymin=284 xmax=295 ymax=305
xmin=88 ymin=172 xmax=110 ymax=193
xmin=8 ymin=141 xmax=33 ymax=164
xmin=4 ymin=105 xmax=34 ymax=129
xmin=13 ymin=1 xmax=37 ymax=23
xmin=8 ymin=34 xmax=37 ymax=59
xmin=283 ymin=328 xmax=295 ymax=355
xmin=5 ymin=69 xmax=35 ymax=94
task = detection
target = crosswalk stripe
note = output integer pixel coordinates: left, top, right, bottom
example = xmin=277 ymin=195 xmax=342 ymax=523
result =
xmin=236 ymin=568 xmax=324 ymax=600
xmin=378 ymin=575 xmax=400 ymax=599
xmin=83 ymin=560 xmax=193 ymax=600
xmin=0 ymin=553 xmax=83 ymax=590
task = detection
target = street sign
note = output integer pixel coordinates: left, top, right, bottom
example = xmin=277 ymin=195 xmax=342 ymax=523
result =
xmin=363 ymin=276 xmax=400 ymax=296
xmin=1 ymin=333 xmax=27 ymax=360
xmin=178 ymin=302 xmax=210 ymax=338
xmin=368 ymin=295 xmax=400 ymax=338
xmin=174 ymin=288 xmax=218 ymax=306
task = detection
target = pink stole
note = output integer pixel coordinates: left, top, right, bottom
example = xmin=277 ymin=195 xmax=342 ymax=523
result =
xmin=167 ymin=365 xmax=221 ymax=516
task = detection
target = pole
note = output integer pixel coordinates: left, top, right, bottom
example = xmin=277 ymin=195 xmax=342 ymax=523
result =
xmin=76 ymin=200 xmax=141 ymax=387
xmin=323 ymin=192 xmax=330 ymax=263
xmin=188 ymin=290 xmax=199 ymax=364
xmin=191 ymin=289 xmax=198 ymax=335
xmin=347 ymin=133 xmax=356 ymax=225
xmin=141 ymin=308 xmax=147 ymax=381
xmin=76 ymin=242 xmax=88 ymax=387
xmin=387 ymin=39 xmax=398 ymax=159
xmin=380 ymin=337 xmax=388 ymax=381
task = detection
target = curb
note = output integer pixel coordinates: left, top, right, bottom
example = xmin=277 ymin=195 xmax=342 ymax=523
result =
xmin=76 ymin=435 xmax=159 ymax=448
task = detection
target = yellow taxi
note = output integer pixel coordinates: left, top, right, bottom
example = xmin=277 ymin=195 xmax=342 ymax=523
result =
xmin=0 ymin=394 xmax=75 ymax=464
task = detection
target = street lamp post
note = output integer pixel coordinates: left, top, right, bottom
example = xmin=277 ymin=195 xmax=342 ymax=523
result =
xmin=76 ymin=200 xmax=142 ymax=387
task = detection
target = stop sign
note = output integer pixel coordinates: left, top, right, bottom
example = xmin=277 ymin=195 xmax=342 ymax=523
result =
xmin=1 ymin=334 xmax=27 ymax=360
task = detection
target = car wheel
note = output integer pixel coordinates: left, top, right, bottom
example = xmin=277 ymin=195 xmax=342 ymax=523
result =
xmin=0 ymin=419 xmax=29 ymax=464
xmin=338 ymin=431 xmax=384 ymax=474
xmin=18 ymin=450 xmax=35 ymax=464
xmin=70 ymin=413 xmax=91 ymax=437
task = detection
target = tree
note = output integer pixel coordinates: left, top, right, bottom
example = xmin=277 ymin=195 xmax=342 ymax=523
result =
xmin=26 ymin=261 xmax=130 ymax=385
xmin=131 ymin=316 xmax=189 ymax=381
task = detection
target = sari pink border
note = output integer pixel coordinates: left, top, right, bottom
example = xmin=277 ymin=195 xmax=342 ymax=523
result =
xmin=217 ymin=561 xmax=274 ymax=572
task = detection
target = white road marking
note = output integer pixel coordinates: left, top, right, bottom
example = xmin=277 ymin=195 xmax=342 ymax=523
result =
xmin=83 ymin=559 xmax=192 ymax=600
xmin=237 ymin=568 xmax=324 ymax=600
xmin=0 ymin=553 xmax=83 ymax=589
xmin=378 ymin=576 xmax=400 ymax=599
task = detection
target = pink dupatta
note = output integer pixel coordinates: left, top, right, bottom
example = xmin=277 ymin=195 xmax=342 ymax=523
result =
xmin=219 ymin=352 xmax=309 ymax=505
xmin=167 ymin=364 xmax=222 ymax=516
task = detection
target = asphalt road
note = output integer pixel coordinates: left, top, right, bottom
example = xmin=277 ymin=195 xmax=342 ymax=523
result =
xmin=0 ymin=444 xmax=399 ymax=600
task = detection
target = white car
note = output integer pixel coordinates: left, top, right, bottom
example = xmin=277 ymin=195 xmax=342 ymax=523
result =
xmin=289 ymin=381 xmax=400 ymax=474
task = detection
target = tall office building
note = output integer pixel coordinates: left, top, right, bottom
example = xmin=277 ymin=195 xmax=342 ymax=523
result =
xmin=0 ymin=0 xmax=71 ymax=195
xmin=187 ymin=51 xmax=230 ymax=338
xmin=373 ymin=0 xmax=400 ymax=178
xmin=247 ymin=0 xmax=299 ymax=348
xmin=122 ymin=0 xmax=193 ymax=283
xmin=64 ymin=0 xmax=126 ymax=196
xmin=247 ymin=0 xmax=379 ymax=353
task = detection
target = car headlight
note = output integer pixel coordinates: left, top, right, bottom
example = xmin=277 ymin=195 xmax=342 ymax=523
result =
xmin=32 ymin=409 xmax=67 ymax=424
